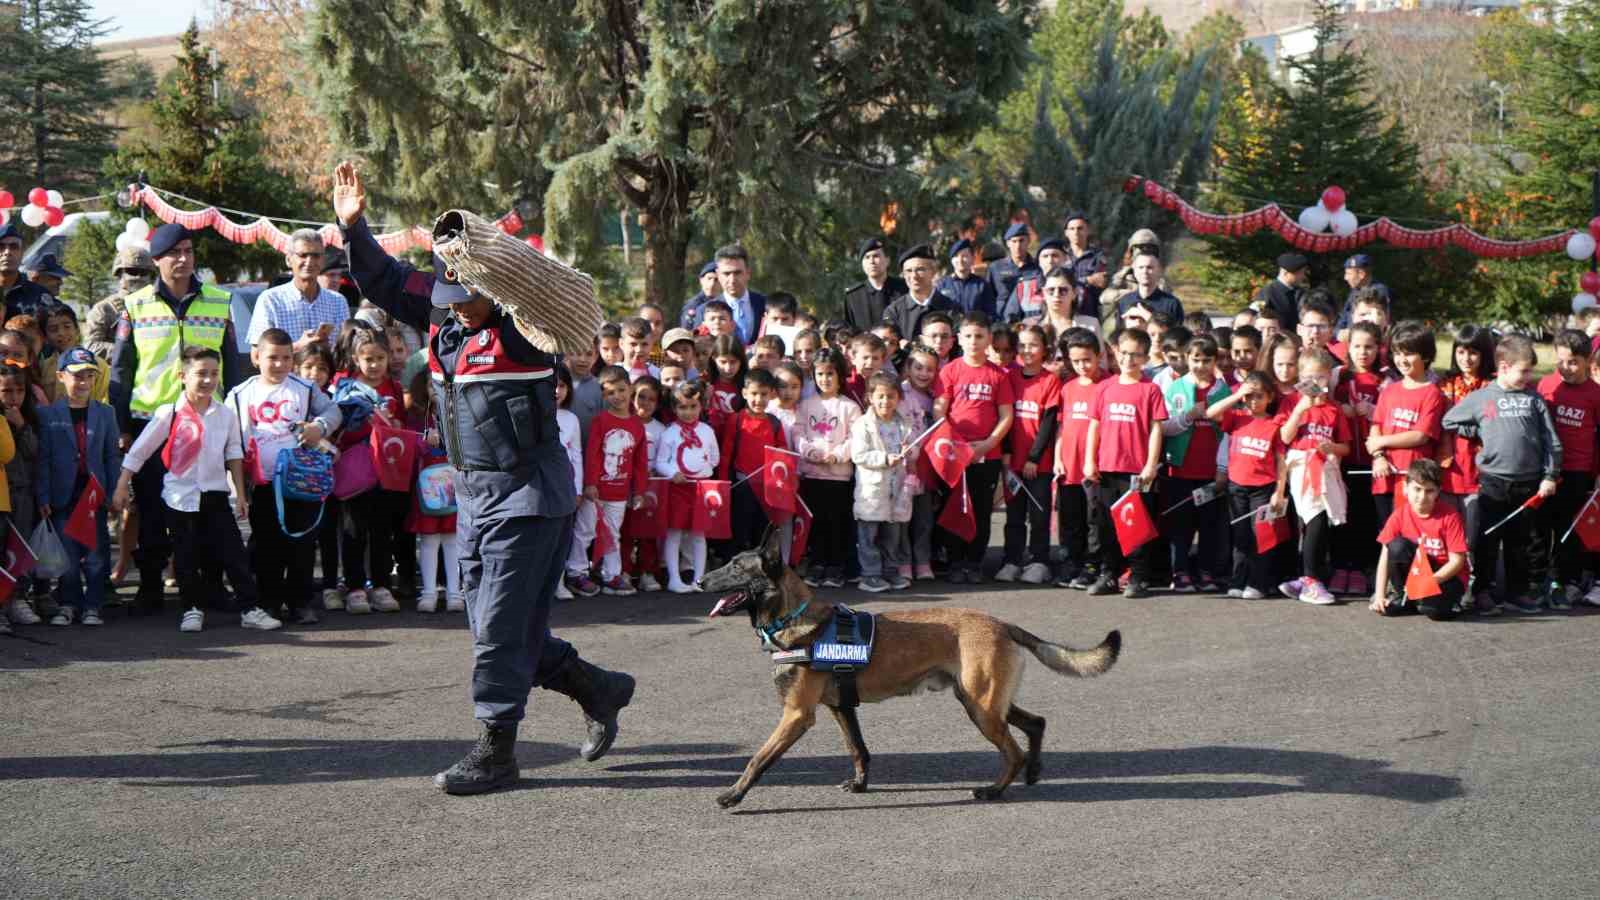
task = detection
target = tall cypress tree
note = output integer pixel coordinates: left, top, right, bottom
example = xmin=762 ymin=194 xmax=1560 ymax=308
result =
xmin=0 ymin=0 xmax=122 ymax=193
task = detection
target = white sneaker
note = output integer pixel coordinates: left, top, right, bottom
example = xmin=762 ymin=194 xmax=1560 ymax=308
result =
xmin=50 ymin=607 xmax=76 ymax=626
xmin=445 ymin=593 xmax=466 ymax=612
xmin=1241 ymin=587 xmax=1265 ymax=600
xmin=1582 ymin=585 xmax=1600 ymax=608
xmin=994 ymin=563 xmax=1022 ymax=583
xmin=1020 ymin=562 xmax=1052 ymax=584
xmin=417 ymin=592 xmax=439 ymax=613
xmin=81 ymin=610 xmax=104 ymax=626
xmin=555 ymin=580 xmax=574 ymax=600
xmin=9 ymin=599 xmax=41 ymax=625
xmin=180 ymin=608 xmax=205 ymax=632
xmin=345 ymin=590 xmax=371 ymax=614
xmin=668 ymin=579 xmax=697 ymax=594
xmin=369 ymin=588 xmax=400 ymax=613
xmin=240 ymin=607 xmax=282 ymax=631
xmin=639 ymin=573 xmax=662 ymax=592
xmin=322 ymin=588 xmax=345 ymax=611
xmin=1298 ymin=580 xmax=1337 ymax=606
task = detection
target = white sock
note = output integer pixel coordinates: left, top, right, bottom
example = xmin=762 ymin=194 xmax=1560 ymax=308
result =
xmin=441 ymin=533 xmax=460 ymax=596
xmin=664 ymin=530 xmax=684 ymax=585
xmin=690 ymin=535 xmax=707 ymax=585
xmin=419 ymin=534 xmax=441 ymax=596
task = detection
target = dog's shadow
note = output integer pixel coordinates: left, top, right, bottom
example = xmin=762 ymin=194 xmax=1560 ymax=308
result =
xmin=604 ymin=745 xmax=1464 ymax=815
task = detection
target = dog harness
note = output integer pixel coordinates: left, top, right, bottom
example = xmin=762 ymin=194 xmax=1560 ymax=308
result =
xmin=768 ymin=605 xmax=876 ymax=709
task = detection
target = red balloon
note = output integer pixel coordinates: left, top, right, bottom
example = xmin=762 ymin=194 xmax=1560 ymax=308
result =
xmin=1321 ymin=186 xmax=1346 ymax=213
xmin=0 ymin=190 xmax=11 ymax=209
xmin=1581 ymin=272 xmax=1600 ymax=296
xmin=43 ymin=206 xmax=64 ymax=228
xmin=27 ymin=187 xmax=48 ymax=208
xmin=1589 ymin=216 xmax=1600 ymax=242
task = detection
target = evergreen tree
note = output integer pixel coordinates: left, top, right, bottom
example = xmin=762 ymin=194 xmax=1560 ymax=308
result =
xmin=106 ymin=23 xmax=315 ymax=283
xmin=0 ymin=0 xmax=123 ymax=193
xmin=1195 ymin=0 xmax=1462 ymax=314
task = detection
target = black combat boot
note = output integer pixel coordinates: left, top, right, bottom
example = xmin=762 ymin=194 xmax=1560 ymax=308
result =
xmin=433 ymin=721 xmax=519 ymax=795
xmin=544 ymin=656 xmax=636 ymax=762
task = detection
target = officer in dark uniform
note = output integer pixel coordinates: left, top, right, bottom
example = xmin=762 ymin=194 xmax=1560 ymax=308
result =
xmin=678 ymin=260 xmax=722 ymax=330
xmin=985 ymin=221 xmax=1038 ymax=306
xmin=1061 ymin=212 xmax=1109 ymax=325
xmin=882 ymin=244 xmax=961 ymax=344
xmin=1253 ymin=252 xmax=1310 ymax=332
xmin=0 ymin=222 xmax=54 ymax=320
xmin=843 ymin=238 xmax=905 ymax=332
xmin=934 ymin=238 xmax=997 ymax=317
xmin=332 ymin=162 xmax=635 ymax=796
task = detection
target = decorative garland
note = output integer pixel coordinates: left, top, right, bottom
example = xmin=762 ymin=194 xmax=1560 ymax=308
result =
xmin=1122 ymin=176 xmax=1575 ymax=259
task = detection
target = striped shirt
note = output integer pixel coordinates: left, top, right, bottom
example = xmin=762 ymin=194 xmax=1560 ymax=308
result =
xmin=246 ymin=281 xmax=350 ymax=346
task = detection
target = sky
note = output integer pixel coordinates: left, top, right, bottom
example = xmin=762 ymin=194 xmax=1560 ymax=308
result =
xmin=92 ymin=0 xmax=212 ymax=42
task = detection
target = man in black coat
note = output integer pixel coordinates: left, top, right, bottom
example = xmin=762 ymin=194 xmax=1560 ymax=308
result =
xmin=843 ymin=237 xmax=906 ymax=332
xmin=1253 ymin=252 xmax=1310 ymax=332
xmin=882 ymin=244 xmax=960 ymax=345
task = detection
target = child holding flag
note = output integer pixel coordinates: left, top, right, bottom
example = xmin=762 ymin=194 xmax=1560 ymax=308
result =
xmin=996 ymin=325 xmax=1059 ymax=585
xmin=1276 ymin=347 xmax=1352 ymax=606
xmin=1537 ymin=330 xmax=1600 ymax=610
xmin=1084 ymin=328 xmax=1166 ymax=598
xmin=932 ymin=312 xmax=1014 ymax=584
xmin=1370 ymin=459 xmax=1469 ymax=620
xmin=36 ymin=348 xmax=119 ymax=626
xmin=850 ymin=373 xmax=918 ymax=592
xmin=715 ymin=368 xmax=787 ymax=555
xmin=1158 ymin=333 xmax=1229 ymax=593
xmin=586 ymin=366 xmax=651 ymax=595
xmin=1206 ymin=372 xmax=1289 ymax=600
xmin=1054 ymin=328 xmax=1107 ymax=589
xmin=654 ymin=381 xmax=720 ymax=594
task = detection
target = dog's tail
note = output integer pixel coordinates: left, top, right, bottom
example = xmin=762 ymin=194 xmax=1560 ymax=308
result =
xmin=1007 ymin=626 xmax=1120 ymax=678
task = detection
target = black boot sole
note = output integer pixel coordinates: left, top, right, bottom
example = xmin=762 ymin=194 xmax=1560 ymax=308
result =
xmin=433 ymin=768 xmax=519 ymax=795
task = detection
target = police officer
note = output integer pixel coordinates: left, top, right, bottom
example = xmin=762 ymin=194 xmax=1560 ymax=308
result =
xmin=843 ymin=238 xmax=905 ymax=332
xmin=678 ymin=261 xmax=722 ymax=330
xmin=1000 ymin=238 xmax=1068 ymax=323
xmin=986 ymin=221 xmax=1038 ymax=306
xmin=934 ymin=238 xmax=997 ymax=317
xmin=27 ymin=253 xmax=71 ymax=298
xmin=881 ymin=244 xmax=960 ymax=344
xmin=1253 ymin=252 xmax=1310 ymax=332
xmin=331 ymin=162 xmax=635 ymax=796
xmin=1335 ymin=253 xmax=1392 ymax=338
xmin=1061 ymin=212 xmax=1109 ymax=330
xmin=0 ymin=222 xmax=53 ymax=320
xmin=110 ymin=224 xmax=242 ymax=616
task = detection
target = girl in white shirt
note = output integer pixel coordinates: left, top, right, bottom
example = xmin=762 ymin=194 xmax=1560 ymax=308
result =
xmin=653 ymin=381 xmax=719 ymax=593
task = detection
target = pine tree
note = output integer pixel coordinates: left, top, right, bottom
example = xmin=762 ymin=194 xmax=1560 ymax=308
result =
xmin=1195 ymin=0 xmax=1461 ymax=313
xmin=0 ymin=0 xmax=123 ymax=193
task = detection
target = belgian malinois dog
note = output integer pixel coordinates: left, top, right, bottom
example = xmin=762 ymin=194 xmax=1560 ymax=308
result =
xmin=701 ymin=532 xmax=1120 ymax=809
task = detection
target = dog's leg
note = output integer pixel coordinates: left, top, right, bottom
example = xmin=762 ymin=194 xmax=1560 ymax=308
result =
xmin=717 ymin=703 xmax=817 ymax=809
xmin=1006 ymin=705 xmax=1046 ymax=785
xmin=828 ymin=705 xmax=870 ymax=793
xmin=954 ymin=683 xmax=1026 ymax=801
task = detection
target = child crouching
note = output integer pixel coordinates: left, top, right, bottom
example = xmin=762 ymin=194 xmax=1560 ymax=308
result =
xmin=1370 ymin=459 xmax=1469 ymax=620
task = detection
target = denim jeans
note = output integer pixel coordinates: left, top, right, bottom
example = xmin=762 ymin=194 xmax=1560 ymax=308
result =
xmin=857 ymin=520 xmax=906 ymax=578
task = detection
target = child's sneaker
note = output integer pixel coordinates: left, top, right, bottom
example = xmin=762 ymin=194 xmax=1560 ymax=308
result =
xmin=822 ymin=568 xmax=845 ymax=589
xmin=1298 ymin=579 xmax=1336 ymax=606
xmin=1068 ymin=569 xmax=1098 ymax=590
xmin=1087 ymin=577 xmax=1119 ymax=596
xmin=666 ymin=578 xmax=695 ymax=594
xmin=1021 ymin=562 xmax=1051 ymax=584
xmin=417 ymin=592 xmax=440 ymax=613
xmin=1277 ymin=578 xmax=1305 ymax=601
xmin=602 ymin=575 xmax=637 ymax=596
xmin=1551 ymin=585 xmax=1577 ymax=612
xmin=9 ymin=598 xmax=40 ymax=625
xmin=568 ymin=573 xmax=601 ymax=598
xmin=1226 ymin=588 xmax=1245 ymax=598
xmin=1123 ymin=580 xmax=1151 ymax=600
xmin=81 ymin=610 xmax=104 ymax=627
xmin=1581 ymin=584 xmax=1600 ymax=608
xmin=1196 ymin=573 xmax=1223 ymax=593
xmin=859 ymin=576 xmax=890 ymax=593
xmin=1503 ymin=594 xmax=1543 ymax=615
xmin=446 ymin=593 xmax=466 ymax=612
xmin=1346 ymin=572 xmax=1370 ymax=596
xmin=322 ymin=588 xmax=345 ymax=611
xmin=0 ymin=616 xmax=9 ymax=634
xmin=345 ymin=590 xmax=371 ymax=614
xmin=555 ymin=579 xmax=574 ymax=600
xmin=1240 ymin=587 xmax=1265 ymax=600
xmin=638 ymin=573 xmax=663 ymax=593
xmin=50 ymin=606 xmax=76 ymax=626
xmin=1329 ymin=569 xmax=1351 ymax=595
xmin=1474 ymin=592 xmax=1500 ymax=617
xmin=369 ymin=588 xmax=400 ymax=612
xmin=1169 ymin=573 xmax=1196 ymax=594
xmin=295 ymin=607 xmax=319 ymax=625
xmin=914 ymin=564 xmax=936 ymax=581
xmin=888 ymin=574 xmax=912 ymax=591
xmin=241 ymin=607 xmax=283 ymax=630
xmin=994 ymin=563 xmax=1021 ymax=583
xmin=179 ymin=607 xmax=205 ymax=632
xmin=803 ymin=572 xmax=823 ymax=587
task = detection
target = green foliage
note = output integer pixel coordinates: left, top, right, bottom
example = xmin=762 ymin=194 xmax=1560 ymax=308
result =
xmin=58 ymin=216 xmax=119 ymax=308
xmin=105 ymin=23 xmax=316 ymax=283
xmin=0 ymin=0 xmax=124 ymax=194
xmin=1196 ymin=0 xmax=1467 ymax=317
xmin=310 ymin=0 xmax=1038 ymax=318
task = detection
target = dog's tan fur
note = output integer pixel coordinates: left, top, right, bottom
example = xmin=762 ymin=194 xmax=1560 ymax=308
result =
xmin=703 ymin=534 xmax=1119 ymax=808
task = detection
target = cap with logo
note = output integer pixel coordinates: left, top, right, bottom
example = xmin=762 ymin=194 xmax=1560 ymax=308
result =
xmin=430 ymin=253 xmax=472 ymax=308
xmin=58 ymin=346 xmax=98 ymax=373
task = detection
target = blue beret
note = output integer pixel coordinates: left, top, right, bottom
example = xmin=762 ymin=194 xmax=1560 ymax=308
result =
xmin=1344 ymin=253 xmax=1374 ymax=270
xmin=1037 ymin=238 xmax=1067 ymax=255
xmin=1063 ymin=210 xmax=1090 ymax=228
xmin=699 ymin=260 xmax=717 ymax=277
xmin=430 ymin=252 xmax=471 ymax=308
xmin=147 ymin=223 xmax=192 ymax=259
xmin=948 ymin=238 xmax=974 ymax=259
xmin=1003 ymin=222 xmax=1030 ymax=242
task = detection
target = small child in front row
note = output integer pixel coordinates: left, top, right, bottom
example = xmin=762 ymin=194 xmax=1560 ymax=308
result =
xmin=850 ymin=373 xmax=918 ymax=592
xmin=295 ymin=343 xmax=343 ymax=609
xmin=1083 ymin=328 xmax=1163 ymax=598
xmin=622 ymin=375 xmax=667 ymax=592
xmin=37 ymin=349 xmax=119 ymax=626
xmin=1159 ymin=333 xmax=1229 ymax=593
xmin=1537 ymin=329 xmax=1600 ymax=610
xmin=1370 ymin=459 xmax=1469 ymax=621
xmin=997 ymin=324 xmax=1059 ymax=585
xmin=586 ymin=365 xmax=651 ymax=595
xmin=1055 ymin=328 xmax=1106 ymax=589
xmin=1276 ymin=347 xmax=1351 ymax=606
xmin=900 ymin=345 xmax=940 ymax=579
xmin=795 ymin=348 xmax=860 ymax=588
xmin=405 ymin=369 xmax=460 ymax=613
xmin=716 ymin=368 xmax=786 ymax=555
xmin=554 ymin=366 xmax=594 ymax=600
xmin=654 ymin=381 xmax=719 ymax=593
xmin=1206 ymin=371 xmax=1288 ymax=600
xmin=115 ymin=347 xmax=279 ymax=633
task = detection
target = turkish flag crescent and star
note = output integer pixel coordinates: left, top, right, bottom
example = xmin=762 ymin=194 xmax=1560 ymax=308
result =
xmin=926 ymin=420 xmax=975 ymax=488
xmin=762 ymin=446 xmax=798 ymax=513
xmin=1404 ymin=548 xmax=1443 ymax=600
xmin=161 ymin=401 xmax=205 ymax=478
xmin=790 ymin=496 xmax=814 ymax=565
xmin=63 ymin=474 xmax=105 ymax=550
xmin=1253 ymin=506 xmax=1292 ymax=553
xmin=591 ymin=501 xmax=616 ymax=565
xmin=371 ymin=423 xmax=417 ymax=492
xmin=1575 ymin=498 xmax=1600 ymax=552
xmin=937 ymin=474 xmax=977 ymax=542
xmin=694 ymin=479 xmax=733 ymax=539
xmin=1109 ymin=489 xmax=1158 ymax=555
xmin=5 ymin=521 xmax=36 ymax=578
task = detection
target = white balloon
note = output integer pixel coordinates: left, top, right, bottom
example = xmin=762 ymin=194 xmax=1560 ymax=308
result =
xmin=1568 ymin=232 xmax=1597 ymax=261
xmin=125 ymin=218 xmax=151 ymax=239
xmin=1330 ymin=209 xmax=1358 ymax=236
xmin=45 ymin=190 xmax=63 ymax=208
xmin=115 ymin=232 xmax=133 ymax=253
xmin=1574 ymin=293 xmax=1598 ymax=314
xmin=1297 ymin=205 xmax=1330 ymax=233
xmin=19 ymin=204 xmax=45 ymax=227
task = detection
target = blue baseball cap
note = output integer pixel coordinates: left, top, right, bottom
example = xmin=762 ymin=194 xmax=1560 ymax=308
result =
xmin=1344 ymin=253 xmax=1374 ymax=270
xmin=58 ymin=347 xmax=98 ymax=374
xmin=430 ymin=253 xmax=471 ymax=308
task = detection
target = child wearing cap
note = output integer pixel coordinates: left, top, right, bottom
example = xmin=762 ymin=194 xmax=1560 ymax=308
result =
xmin=660 ymin=328 xmax=700 ymax=382
xmin=36 ymin=347 xmax=121 ymax=626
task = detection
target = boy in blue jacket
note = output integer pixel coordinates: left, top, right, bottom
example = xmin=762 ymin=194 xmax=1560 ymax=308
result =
xmin=38 ymin=348 xmax=122 ymax=626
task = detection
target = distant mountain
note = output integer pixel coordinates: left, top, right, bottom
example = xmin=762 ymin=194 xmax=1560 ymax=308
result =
xmin=1125 ymin=0 xmax=1315 ymax=36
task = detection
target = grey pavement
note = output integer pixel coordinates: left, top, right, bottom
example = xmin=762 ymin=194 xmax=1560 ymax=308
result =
xmin=4 ymin=579 xmax=1600 ymax=899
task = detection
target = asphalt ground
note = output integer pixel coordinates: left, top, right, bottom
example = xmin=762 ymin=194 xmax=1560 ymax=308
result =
xmin=5 ymin=556 xmax=1600 ymax=899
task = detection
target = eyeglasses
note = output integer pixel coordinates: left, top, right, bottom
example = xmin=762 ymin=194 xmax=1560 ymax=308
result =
xmin=1299 ymin=322 xmax=1330 ymax=332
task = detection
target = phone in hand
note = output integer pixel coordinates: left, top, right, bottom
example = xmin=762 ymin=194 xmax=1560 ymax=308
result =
xmin=1295 ymin=378 xmax=1327 ymax=398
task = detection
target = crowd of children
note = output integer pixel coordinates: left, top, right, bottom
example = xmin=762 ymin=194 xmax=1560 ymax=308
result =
xmin=12 ymin=254 xmax=1600 ymax=637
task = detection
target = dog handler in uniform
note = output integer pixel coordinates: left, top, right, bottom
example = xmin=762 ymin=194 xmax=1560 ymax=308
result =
xmin=332 ymin=162 xmax=635 ymax=795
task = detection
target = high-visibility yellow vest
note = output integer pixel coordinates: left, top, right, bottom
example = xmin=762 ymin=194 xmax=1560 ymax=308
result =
xmin=125 ymin=282 xmax=232 ymax=418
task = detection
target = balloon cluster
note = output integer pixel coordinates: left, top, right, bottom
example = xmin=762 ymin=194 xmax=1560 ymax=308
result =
xmin=1296 ymin=186 xmax=1359 ymax=237
xmin=1570 ymin=218 xmax=1600 ymax=313
xmin=0 ymin=187 xmax=66 ymax=229
xmin=115 ymin=218 xmax=152 ymax=254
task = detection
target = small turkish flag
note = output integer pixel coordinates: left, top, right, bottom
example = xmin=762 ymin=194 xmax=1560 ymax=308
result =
xmin=1109 ymin=489 xmax=1158 ymax=555
xmin=630 ymin=478 xmax=668 ymax=539
xmin=925 ymin=419 xmax=975 ymax=488
xmin=161 ymin=400 xmax=205 ymax=477
xmin=1404 ymin=547 xmax=1443 ymax=600
xmin=0 ymin=565 xmax=14 ymax=606
xmin=694 ymin=480 xmax=732 ymax=539
xmin=789 ymin=496 xmax=814 ymax=565
xmin=762 ymin=446 xmax=798 ymax=513
xmin=497 ymin=209 xmax=524 ymax=235
xmin=1575 ymin=500 xmax=1600 ymax=552
xmin=1253 ymin=506 xmax=1292 ymax=553
xmin=1521 ymin=493 xmax=1547 ymax=511
xmin=371 ymin=423 xmax=417 ymax=492
xmin=937 ymin=474 xmax=977 ymax=543
xmin=591 ymin=501 xmax=616 ymax=565
xmin=63 ymin=474 xmax=105 ymax=550
xmin=5 ymin=522 xmax=36 ymax=578
xmin=1303 ymin=453 xmax=1325 ymax=496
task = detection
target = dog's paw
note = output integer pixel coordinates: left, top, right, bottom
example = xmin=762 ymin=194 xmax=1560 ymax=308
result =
xmin=971 ymin=785 xmax=1007 ymax=801
xmin=840 ymin=778 xmax=867 ymax=794
xmin=716 ymin=790 xmax=745 ymax=809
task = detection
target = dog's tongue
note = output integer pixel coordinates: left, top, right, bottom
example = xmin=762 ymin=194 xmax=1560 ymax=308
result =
xmin=708 ymin=593 xmax=743 ymax=618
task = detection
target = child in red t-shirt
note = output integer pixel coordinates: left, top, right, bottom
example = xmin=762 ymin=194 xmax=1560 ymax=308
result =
xmin=1537 ymin=329 xmax=1600 ymax=605
xmin=715 ymin=368 xmax=786 ymax=555
xmin=585 ymin=366 xmax=651 ymax=595
xmin=1277 ymin=347 xmax=1353 ymax=605
xmin=996 ymin=324 xmax=1060 ymax=584
xmin=1054 ymin=328 xmax=1107 ymax=589
xmin=1330 ymin=321 xmax=1393 ymax=595
xmin=932 ymin=312 xmax=1014 ymax=583
xmin=1371 ymin=459 xmax=1468 ymax=620
xmin=1207 ymin=371 xmax=1288 ymax=599
xmin=1367 ymin=322 xmax=1446 ymax=526
xmin=1084 ymin=328 xmax=1167 ymax=598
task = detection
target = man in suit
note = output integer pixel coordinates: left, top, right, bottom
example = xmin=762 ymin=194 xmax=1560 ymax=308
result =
xmin=844 ymin=237 xmax=906 ymax=332
xmin=986 ymin=221 xmax=1038 ymax=306
xmin=882 ymin=244 xmax=961 ymax=347
xmin=684 ymin=247 xmax=765 ymax=342
xmin=936 ymin=238 xmax=997 ymax=317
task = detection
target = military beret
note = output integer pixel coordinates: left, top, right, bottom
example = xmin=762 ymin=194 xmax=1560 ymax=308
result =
xmin=147 ymin=223 xmax=192 ymax=259
xmin=1063 ymin=210 xmax=1090 ymax=228
xmin=1344 ymin=253 xmax=1373 ymax=270
xmin=858 ymin=237 xmax=886 ymax=260
xmin=699 ymin=260 xmax=717 ymax=277
xmin=948 ymin=238 xmax=974 ymax=259
xmin=896 ymin=244 xmax=937 ymax=269
xmin=1277 ymin=252 xmax=1309 ymax=272
xmin=1003 ymin=222 xmax=1030 ymax=242
xmin=1037 ymin=238 xmax=1067 ymax=255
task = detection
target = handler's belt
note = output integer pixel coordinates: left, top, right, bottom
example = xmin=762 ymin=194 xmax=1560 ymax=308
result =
xmin=770 ymin=605 xmax=876 ymax=709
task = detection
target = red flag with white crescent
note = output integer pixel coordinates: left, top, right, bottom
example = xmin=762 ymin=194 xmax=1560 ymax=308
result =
xmin=789 ymin=496 xmax=813 ymax=565
xmin=63 ymin=474 xmax=105 ymax=550
xmin=5 ymin=521 xmax=36 ymax=578
xmin=631 ymin=478 xmax=668 ymax=539
xmin=1110 ymin=489 xmax=1158 ymax=555
xmin=1575 ymin=498 xmax=1600 ymax=552
xmin=762 ymin=446 xmax=798 ymax=513
xmin=591 ymin=501 xmax=616 ymax=565
xmin=161 ymin=401 xmax=205 ymax=477
xmin=1404 ymin=547 xmax=1442 ymax=600
xmin=694 ymin=480 xmax=732 ymax=539
xmin=371 ymin=423 xmax=417 ymax=492
xmin=925 ymin=419 xmax=975 ymax=488
xmin=937 ymin=474 xmax=977 ymax=542
xmin=1252 ymin=505 xmax=1292 ymax=553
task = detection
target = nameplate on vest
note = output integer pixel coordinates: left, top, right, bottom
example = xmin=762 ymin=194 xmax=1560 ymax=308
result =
xmin=770 ymin=648 xmax=811 ymax=665
xmin=812 ymin=642 xmax=870 ymax=664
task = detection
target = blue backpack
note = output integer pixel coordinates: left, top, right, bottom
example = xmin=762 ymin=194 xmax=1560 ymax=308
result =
xmin=274 ymin=444 xmax=336 ymax=537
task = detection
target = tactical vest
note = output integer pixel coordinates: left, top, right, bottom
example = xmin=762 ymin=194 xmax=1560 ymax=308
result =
xmin=125 ymin=282 xmax=233 ymax=418
xmin=427 ymin=311 xmax=558 ymax=472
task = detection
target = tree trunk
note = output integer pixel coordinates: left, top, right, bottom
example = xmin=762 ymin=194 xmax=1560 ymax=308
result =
xmin=642 ymin=214 xmax=690 ymax=322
